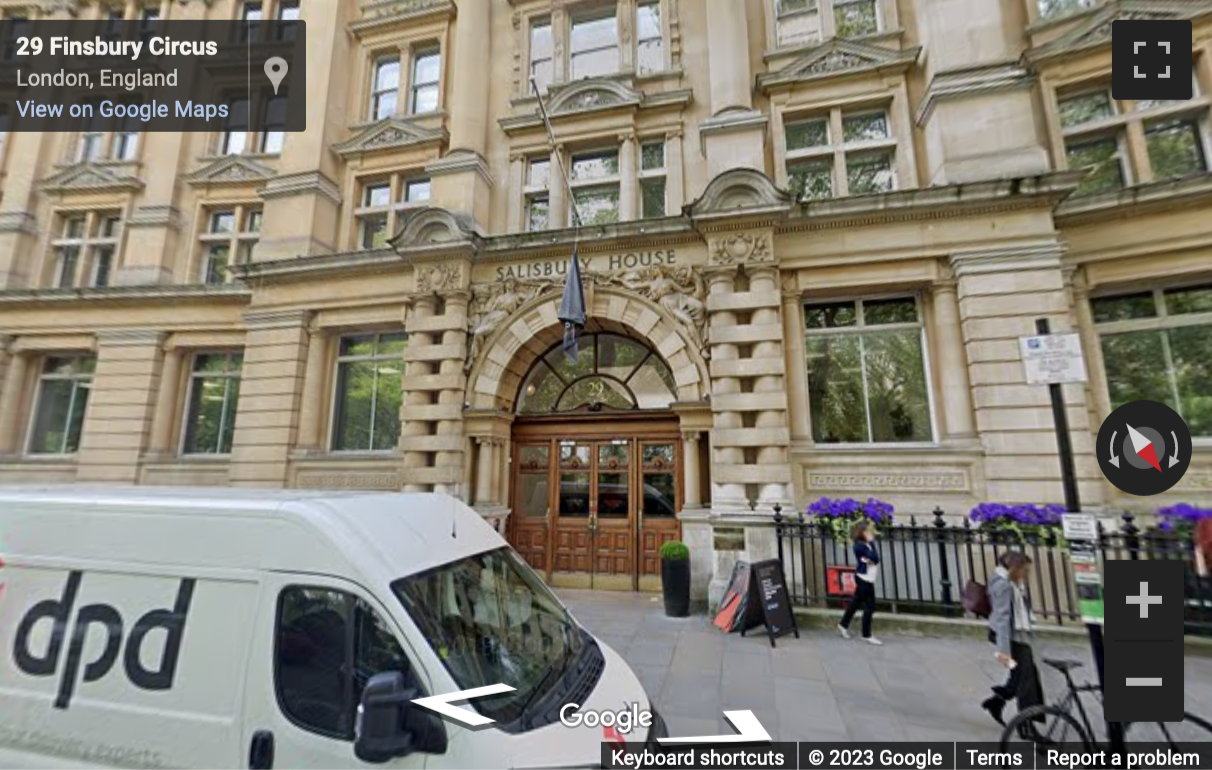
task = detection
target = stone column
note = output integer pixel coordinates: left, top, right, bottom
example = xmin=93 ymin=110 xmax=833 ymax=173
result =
xmin=549 ymin=145 xmax=567 ymax=229
xmin=682 ymin=431 xmax=702 ymax=509
xmin=401 ymin=296 xmax=437 ymax=493
xmin=666 ymin=130 xmax=685 ymax=212
xmin=749 ymin=265 xmax=791 ymax=506
xmin=0 ymin=344 xmax=28 ymax=455
xmin=77 ymin=331 xmax=166 ymax=484
xmin=700 ymin=0 xmax=766 ymax=176
xmin=913 ymin=0 xmax=1049 ymax=184
xmin=782 ymin=287 xmax=812 ymax=442
xmin=704 ymin=267 xmax=746 ymax=510
xmin=296 ymin=329 xmax=329 ymax=451
xmin=229 ymin=311 xmax=313 ymax=488
xmin=507 ymin=154 xmax=525 ymax=233
xmin=619 ymin=132 xmax=638 ymax=222
xmin=932 ymin=278 xmax=976 ymax=440
xmin=0 ymin=132 xmax=45 ymax=289
xmin=428 ymin=0 xmax=494 ymax=230
xmin=488 ymin=439 xmax=503 ymax=504
xmin=148 ymin=346 xmax=184 ymax=456
xmin=475 ymin=437 xmax=495 ymax=505
xmin=705 ymin=0 xmax=752 ymax=114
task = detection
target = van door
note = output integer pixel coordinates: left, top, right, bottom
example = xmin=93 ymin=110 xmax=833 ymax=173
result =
xmin=241 ymin=575 xmax=445 ymax=769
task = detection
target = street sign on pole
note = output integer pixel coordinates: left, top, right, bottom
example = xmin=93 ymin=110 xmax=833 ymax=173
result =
xmin=1020 ymin=333 xmax=1088 ymax=385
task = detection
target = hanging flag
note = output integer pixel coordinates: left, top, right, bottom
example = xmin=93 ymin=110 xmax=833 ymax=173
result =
xmin=557 ymin=243 xmax=587 ymax=361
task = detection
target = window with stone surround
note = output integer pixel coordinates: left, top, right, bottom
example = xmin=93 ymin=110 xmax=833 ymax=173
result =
xmin=636 ymin=2 xmax=665 ymax=75
xmin=410 ymin=49 xmax=441 ymax=114
xmin=640 ymin=140 xmax=667 ymax=218
xmin=74 ymin=95 xmax=143 ymax=162
xmin=182 ymin=351 xmax=243 ymax=455
xmin=530 ymin=19 xmax=554 ymax=93
xmin=354 ymin=173 xmax=432 ymax=249
xmin=525 ymin=157 xmax=551 ymax=231
xmin=570 ymin=7 xmax=619 ymax=80
xmin=27 ymin=355 xmax=94 ymax=455
xmin=219 ymin=93 xmax=285 ymax=156
xmin=570 ymin=148 xmax=621 ymax=225
xmin=199 ymin=207 xmax=260 ymax=284
xmin=331 ymin=332 xmax=407 ymax=452
xmin=368 ymin=46 xmax=441 ymax=120
xmin=1092 ymin=285 xmax=1212 ymax=437
xmin=804 ymin=296 xmax=934 ymax=444
xmin=1056 ymin=71 xmax=1210 ymax=196
xmin=2 ymin=14 xmax=29 ymax=62
xmin=784 ymin=107 xmax=896 ymax=200
xmin=51 ymin=212 xmax=121 ymax=289
xmin=773 ymin=0 xmax=879 ymax=47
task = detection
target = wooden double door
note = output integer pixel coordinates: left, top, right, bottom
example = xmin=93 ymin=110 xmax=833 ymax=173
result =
xmin=509 ymin=416 xmax=682 ymax=591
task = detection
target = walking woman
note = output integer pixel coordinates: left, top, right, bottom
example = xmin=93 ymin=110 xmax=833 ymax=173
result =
xmin=837 ymin=521 xmax=881 ymax=645
xmin=981 ymin=552 xmax=1044 ymax=730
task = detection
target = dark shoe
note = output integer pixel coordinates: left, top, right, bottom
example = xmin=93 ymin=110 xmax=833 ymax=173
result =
xmin=981 ymin=696 xmax=1006 ymax=726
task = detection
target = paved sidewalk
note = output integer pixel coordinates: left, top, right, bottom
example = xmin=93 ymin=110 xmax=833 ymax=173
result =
xmin=560 ymin=590 xmax=1212 ymax=743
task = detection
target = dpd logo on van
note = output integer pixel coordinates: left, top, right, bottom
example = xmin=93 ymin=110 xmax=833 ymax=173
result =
xmin=13 ymin=570 xmax=195 ymax=709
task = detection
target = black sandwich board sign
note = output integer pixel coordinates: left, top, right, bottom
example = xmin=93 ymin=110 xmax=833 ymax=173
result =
xmin=712 ymin=559 xmax=800 ymax=648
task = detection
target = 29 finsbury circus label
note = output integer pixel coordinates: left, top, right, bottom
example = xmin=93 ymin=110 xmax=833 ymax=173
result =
xmin=0 ymin=19 xmax=307 ymax=134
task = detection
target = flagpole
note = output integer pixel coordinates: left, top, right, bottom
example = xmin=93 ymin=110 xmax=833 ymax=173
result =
xmin=531 ymin=77 xmax=587 ymax=361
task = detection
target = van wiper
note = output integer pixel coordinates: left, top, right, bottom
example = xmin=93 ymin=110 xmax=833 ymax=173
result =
xmin=518 ymin=622 xmax=574 ymax=727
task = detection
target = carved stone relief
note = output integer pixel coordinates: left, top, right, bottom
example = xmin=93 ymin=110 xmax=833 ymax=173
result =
xmin=416 ymin=262 xmax=463 ymax=294
xmin=710 ymin=232 xmax=772 ymax=265
xmin=465 ymin=264 xmax=709 ymax=371
xmin=804 ymin=51 xmax=869 ymax=75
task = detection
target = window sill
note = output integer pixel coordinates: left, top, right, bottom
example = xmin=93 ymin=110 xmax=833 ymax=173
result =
xmin=290 ymin=449 xmax=404 ymax=461
xmin=791 ymin=440 xmax=985 ymax=458
xmin=2 ymin=454 xmax=80 ymax=464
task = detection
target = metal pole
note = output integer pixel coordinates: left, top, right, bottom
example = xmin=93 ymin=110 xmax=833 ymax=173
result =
xmin=1035 ymin=318 xmax=1081 ymax=514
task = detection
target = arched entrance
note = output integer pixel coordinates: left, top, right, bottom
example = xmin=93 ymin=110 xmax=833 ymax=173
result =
xmin=508 ymin=332 xmax=682 ymax=591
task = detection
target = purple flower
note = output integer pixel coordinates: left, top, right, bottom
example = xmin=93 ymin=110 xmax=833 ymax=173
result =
xmin=806 ymin=496 xmax=895 ymax=524
xmin=1157 ymin=504 xmax=1212 ymax=523
xmin=969 ymin=502 xmax=1065 ymax=529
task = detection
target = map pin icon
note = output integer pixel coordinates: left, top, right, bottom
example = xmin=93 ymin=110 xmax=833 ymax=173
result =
xmin=264 ymin=57 xmax=288 ymax=95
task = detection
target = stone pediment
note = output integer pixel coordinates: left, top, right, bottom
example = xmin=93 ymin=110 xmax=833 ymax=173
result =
xmin=41 ymin=163 xmax=144 ymax=194
xmin=391 ymin=206 xmax=477 ymax=252
xmin=184 ymin=155 xmax=277 ymax=187
xmin=545 ymin=79 xmax=644 ymax=116
xmin=333 ymin=118 xmax=448 ymax=158
xmin=685 ymin=168 xmax=793 ymax=220
xmin=1027 ymin=0 xmax=1212 ymax=63
xmin=758 ymin=40 xmax=921 ymax=91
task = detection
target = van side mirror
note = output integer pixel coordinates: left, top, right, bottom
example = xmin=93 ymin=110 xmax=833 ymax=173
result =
xmin=354 ymin=672 xmax=415 ymax=763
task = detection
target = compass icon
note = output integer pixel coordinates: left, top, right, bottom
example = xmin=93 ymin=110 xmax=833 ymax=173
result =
xmin=1097 ymin=400 xmax=1192 ymax=496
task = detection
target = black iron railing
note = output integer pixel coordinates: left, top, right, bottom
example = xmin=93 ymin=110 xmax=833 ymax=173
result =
xmin=773 ymin=507 xmax=1212 ymax=636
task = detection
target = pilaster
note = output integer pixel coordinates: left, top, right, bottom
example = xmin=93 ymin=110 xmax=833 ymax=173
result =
xmin=951 ymin=242 xmax=1102 ymax=508
xmin=400 ymin=272 xmax=471 ymax=498
xmin=228 ymin=310 xmax=313 ymax=488
xmin=699 ymin=0 xmax=767 ymax=177
xmin=0 ymin=336 xmax=27 ymax=456
xmin=76 ymin=330 xmax=166 ymax=484
xmin=931 ymin=271 xmax=977 ymax=442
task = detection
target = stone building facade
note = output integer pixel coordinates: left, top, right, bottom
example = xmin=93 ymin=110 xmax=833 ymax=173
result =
xmin=0 ymin=0 xmax=1210 ymax=601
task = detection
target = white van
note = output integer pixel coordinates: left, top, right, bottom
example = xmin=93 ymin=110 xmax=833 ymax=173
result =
xmin=0 ymin=487 xmax=666 ymax=769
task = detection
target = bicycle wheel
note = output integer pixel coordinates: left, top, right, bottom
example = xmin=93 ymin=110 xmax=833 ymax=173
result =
xmin=1000 ymin=705 xmax=1093 ymax=753
xmin=1125 ymin=712 xmax=1212 ymax=749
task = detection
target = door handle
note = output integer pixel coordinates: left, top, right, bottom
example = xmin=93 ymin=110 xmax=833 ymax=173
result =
xmin=249 ymin=730 xmax=274 ymax=770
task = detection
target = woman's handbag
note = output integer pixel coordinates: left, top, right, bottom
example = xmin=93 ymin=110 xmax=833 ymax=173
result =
xmin=963 ymin=579 xmax=992 ymax=618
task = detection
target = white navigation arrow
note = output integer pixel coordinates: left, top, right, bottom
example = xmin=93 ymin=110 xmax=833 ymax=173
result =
xmin=1170 ymin=430 xmax=1182 ymax=468
xmin=1109 ymin=430 xmax=1120 ymax=468
xmin=658 ymin=710 xmax=772 ymax=744
xmin=411 ymin=683 xmax=516 ymax=727
xmin=1127 ymin=424 xmax=1152 ymax=455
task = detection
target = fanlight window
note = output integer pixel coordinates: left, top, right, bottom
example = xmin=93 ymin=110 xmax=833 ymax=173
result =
xmin=517 ymin=333 xmax=677 ymax=414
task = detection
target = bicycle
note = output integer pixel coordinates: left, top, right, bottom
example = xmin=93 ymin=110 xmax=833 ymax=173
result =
xmin=997 ymin=657 xmax=1212 ymax=752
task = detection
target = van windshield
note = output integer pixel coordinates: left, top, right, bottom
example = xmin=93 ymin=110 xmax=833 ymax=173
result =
xmin=392 ymin=546 xmax=585 ymax=726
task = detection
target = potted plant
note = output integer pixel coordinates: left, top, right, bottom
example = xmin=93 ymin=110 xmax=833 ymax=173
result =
xmin=806 ymin=497 xmax=896 ymax=541
xmin=968 ymin=503 xmax=1067 ymax=545
xmin=659 ymin=540 xmax=691 ymax=618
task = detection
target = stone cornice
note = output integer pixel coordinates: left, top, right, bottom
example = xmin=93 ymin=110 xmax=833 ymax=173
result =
xmin=40 ymin=162 xmax=145 ymax=195
xmin=184 ymin=155 xmax=278 ymax=188
xmin=499 ymin=81 xmax=693 ymax=135
xmin=242 ymin=309 xmax=313 ymax=329
xmin=916 ymin=61 xmax=1035 ymax=126
xmin=778 ymin=171 xmax=1086 ymax=233
xmin=351 ymin=0 xmax=455 ymax=35
xmin=949 ymin=242 xmax=1066 ymax=276
xmin=95 ymin=329 xmax=166 ymax=347
xmin=0 ymin=212 xmax=37 ymax=236
xmin=259 ymin=171 xmax=342 ymax=205
xmin=1054 ymin=171 xmax=1212 ymax=225
xmin=334 ymin=117 xmax=448 ymax=159
xmin=424 ymin=151 xmax=494 ymax=186
xmin=0 ymin=284 xmax=251 ymax=307
xmin=236 ymin=248 xmax=403 ymax=282
xmin=478 ymin=217 xmax=699 ymax=263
